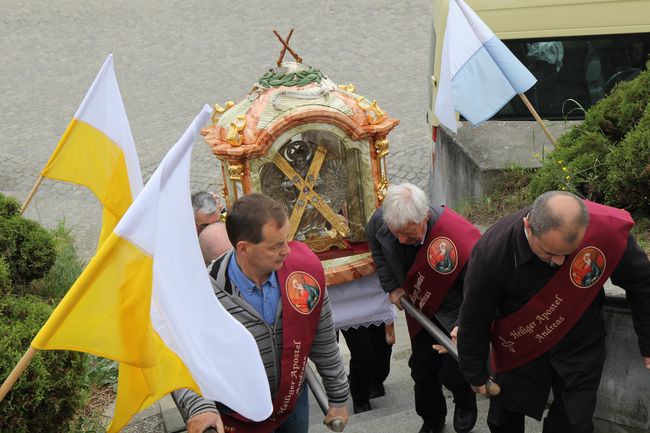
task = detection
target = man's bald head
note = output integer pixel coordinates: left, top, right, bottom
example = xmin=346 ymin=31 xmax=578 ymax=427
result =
xmin=198 ymin=222 xmax=233 ymax=266
xmin=528 ymin=191 xmax=589 ymax=244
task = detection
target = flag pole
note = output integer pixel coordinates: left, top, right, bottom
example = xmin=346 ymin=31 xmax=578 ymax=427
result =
xmin=20 ymin=175 xmax=44 ymax=215
xmin=0 ymin=347 xmax=38 ymax=402
xmin=518 ymin=93 xmax=557 ymax=147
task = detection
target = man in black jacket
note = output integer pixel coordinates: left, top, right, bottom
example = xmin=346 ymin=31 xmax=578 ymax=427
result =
xmin=365 ymin=183 xmax=478 ymax=433
xmin=458 ymin=191 xmax=650 ymax=433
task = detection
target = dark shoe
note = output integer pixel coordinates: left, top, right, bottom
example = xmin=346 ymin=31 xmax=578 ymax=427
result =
xmin=369 ymin=382 xmax=385 ymax=399
xmin=418 ymin=419 xmax=445 ymax=433
xmin=453 ymin=403 xmax=477 ymax=433
xmin=353 ymin=400 xmax=372 ymax=414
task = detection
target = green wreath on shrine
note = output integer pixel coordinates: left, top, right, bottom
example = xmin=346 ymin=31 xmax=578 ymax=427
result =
xmin=258 ymin=66 xmax=325 ymax=88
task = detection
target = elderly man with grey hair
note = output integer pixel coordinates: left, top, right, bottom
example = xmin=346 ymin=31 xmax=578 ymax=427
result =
xmin=365 ymin=183 xmax=480 ymax=433
xmin=458 ymin=190 xmax=650 ymax=433
xmin=191 ymin=191 xmax=224 ymax=234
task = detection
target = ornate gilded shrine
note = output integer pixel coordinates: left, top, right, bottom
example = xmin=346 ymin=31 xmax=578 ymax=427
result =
xmin=202 ymin=40 xmax=398 ymax=284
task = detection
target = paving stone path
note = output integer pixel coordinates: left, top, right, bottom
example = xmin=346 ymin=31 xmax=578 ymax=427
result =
xmin=1 ymin=0 xmax=433 ymax=259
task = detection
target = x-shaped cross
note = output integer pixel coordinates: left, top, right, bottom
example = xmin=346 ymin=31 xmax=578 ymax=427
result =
xmin=274 ymin=29 xmax=302 ymax=65
xmin=273 ymin=144 xmax=350 ymax=240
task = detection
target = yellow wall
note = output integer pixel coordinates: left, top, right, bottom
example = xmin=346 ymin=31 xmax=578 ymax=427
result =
xmin=466 ymin=0 xmax=650 ymax=39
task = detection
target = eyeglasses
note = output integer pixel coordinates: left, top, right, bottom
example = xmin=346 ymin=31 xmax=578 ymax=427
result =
xmin=196 ymin=222 xmax=210 ymax=232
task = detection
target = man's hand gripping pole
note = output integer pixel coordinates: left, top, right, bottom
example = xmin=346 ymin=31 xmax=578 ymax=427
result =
xmin=200 ymin=364 xmax=344 ymax=433
xmin=399 ymin=296 xmax=501 ymax=396
xmin=305 ymin=364 xmax=345 ymax=432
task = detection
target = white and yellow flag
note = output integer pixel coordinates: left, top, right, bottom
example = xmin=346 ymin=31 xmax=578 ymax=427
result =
xmin=40 ymin=54 xmax=143 ymax=245
xmin=32 ymin=105 xmax=273 ymax=431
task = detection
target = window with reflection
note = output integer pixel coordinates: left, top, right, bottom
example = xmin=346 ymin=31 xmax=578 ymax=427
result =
xmin=492 ymin=33 xmax=649 ymax=120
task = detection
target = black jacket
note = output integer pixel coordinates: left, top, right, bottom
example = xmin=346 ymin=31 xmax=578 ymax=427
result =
xmin=364 ymin=205 xmax=467 ymax=331
xmin=458 ymin=207 xmax=650 ymax=422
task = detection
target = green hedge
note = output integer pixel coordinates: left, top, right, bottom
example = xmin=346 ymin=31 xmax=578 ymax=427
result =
xmin=604 ymin=104 xmax=650 ymax=211
xmin=36 ymin=222 xmax=85 ymax=300
xmin=0 ymin=215 xmax=56 ymax=287
xmin=0 ymin=294 xmax=87 ymax=433
xmin=0 ymin=194 xmax=20 ymax=219
xmin=0 ymin=256 xmax=11 ymax=294
xmin=0 ymin=193 xmax=96 ymax=431
xmin=528 ymin=60 xmax=650 ymax=214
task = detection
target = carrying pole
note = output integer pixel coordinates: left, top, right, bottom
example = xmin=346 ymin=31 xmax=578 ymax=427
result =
xmin=201 ymin=364 xmax=345 ymax=432
xmin=399 ymin=296 xmax=501 ymax=396
xmin=305 ymin=364 xmax=345 ymax=432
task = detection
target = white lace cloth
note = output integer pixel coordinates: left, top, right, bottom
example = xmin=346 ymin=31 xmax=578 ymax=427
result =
xmin=327 ymin=273 xmax=398 ymax=331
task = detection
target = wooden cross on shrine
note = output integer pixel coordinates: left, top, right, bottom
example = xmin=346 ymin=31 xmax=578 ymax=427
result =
xmin=274 ymin=29 xmax=302 ymax=66
xmin=272 ymin=144 xmax=351 ymax=241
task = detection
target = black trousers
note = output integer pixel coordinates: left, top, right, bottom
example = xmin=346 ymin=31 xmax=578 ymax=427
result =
xmin=487 ymin=376 xmax=595 ymax=433
xmin=341 ymin=323 xmax=392 ymax=404
xmin=409 ymin=328 xmax=475 ymax=423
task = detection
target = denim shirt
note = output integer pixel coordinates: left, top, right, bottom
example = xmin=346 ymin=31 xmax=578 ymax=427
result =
xmin=227 ymin=253 xmax=280 ymax=325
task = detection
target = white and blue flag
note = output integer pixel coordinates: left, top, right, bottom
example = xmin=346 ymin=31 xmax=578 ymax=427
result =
xmin=434 ymin=0 xmax=537 ymax=132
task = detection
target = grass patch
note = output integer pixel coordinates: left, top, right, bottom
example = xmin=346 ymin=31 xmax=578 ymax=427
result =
xmin=67 ymin=383 xmax=116 ymax=432
xmin=67 ymin=357 xmax=118 ymax=432
xmin=456 ymin=166 xmax=535 ymax=227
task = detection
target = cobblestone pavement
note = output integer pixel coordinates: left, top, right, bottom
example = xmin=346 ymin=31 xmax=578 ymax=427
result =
xmin=3 ymin=1 xmax=432 ymax=430
xmin=1 ymin=0 xmax=433 ymax=258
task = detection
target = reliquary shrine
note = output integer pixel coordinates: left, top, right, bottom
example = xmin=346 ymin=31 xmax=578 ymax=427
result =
xmin=202 ymin=56 xmax=399 ymax=285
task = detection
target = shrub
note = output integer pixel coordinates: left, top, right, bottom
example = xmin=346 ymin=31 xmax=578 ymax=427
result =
xmin=605 ymin=105 xmax=650 ymax=212
xmin=528 ymin=59 xmax=650 ymax=214
xmin=631 ymin=216 xmax=650 ymax=254
xmin=0 ymin=256 xmax=11 ymax=294
xmin=0 ymin=216 xmax=56 ymax=288
xmin=37 ymin=222 xmax=85 ymax=300
xmin=0 ymin=294 xmax=87 ymax=433
xmin=0 ymin=193 xmax=20 ymax=219
xmin=527 ymin=129 xmax=611 ymax=201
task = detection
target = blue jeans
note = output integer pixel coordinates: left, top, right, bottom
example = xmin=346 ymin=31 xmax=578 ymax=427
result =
xmin=216 ymin=387 xmax=309 ymax=433
xmin=274 ymin=388 xmax=309 ymax=433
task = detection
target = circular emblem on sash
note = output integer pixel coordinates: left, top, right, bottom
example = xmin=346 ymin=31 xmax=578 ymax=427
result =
xmin=427 ymin=236 xmax=458 ymax=275
xmin=286 ymin=271 xmax=321 ymax=314
xmin=570 ymin=246 xmax=606 ymax=288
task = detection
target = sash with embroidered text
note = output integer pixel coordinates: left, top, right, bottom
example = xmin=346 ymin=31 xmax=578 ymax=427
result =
xmin=403 ymin=207 xmax=480 ymax=338
xmin=490 ymin=201 xmax=633 ymax=372
xmin=222 ymin=241 xmax=324 ymax=432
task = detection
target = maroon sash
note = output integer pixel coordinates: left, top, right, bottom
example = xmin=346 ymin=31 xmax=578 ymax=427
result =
xmin=403 ymin=207 xmax=480 ymax=338
xmin=222 ymin=241 xmax=324 ymax=432
xmin=490 ymin=201 xmax=633 ymax=372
